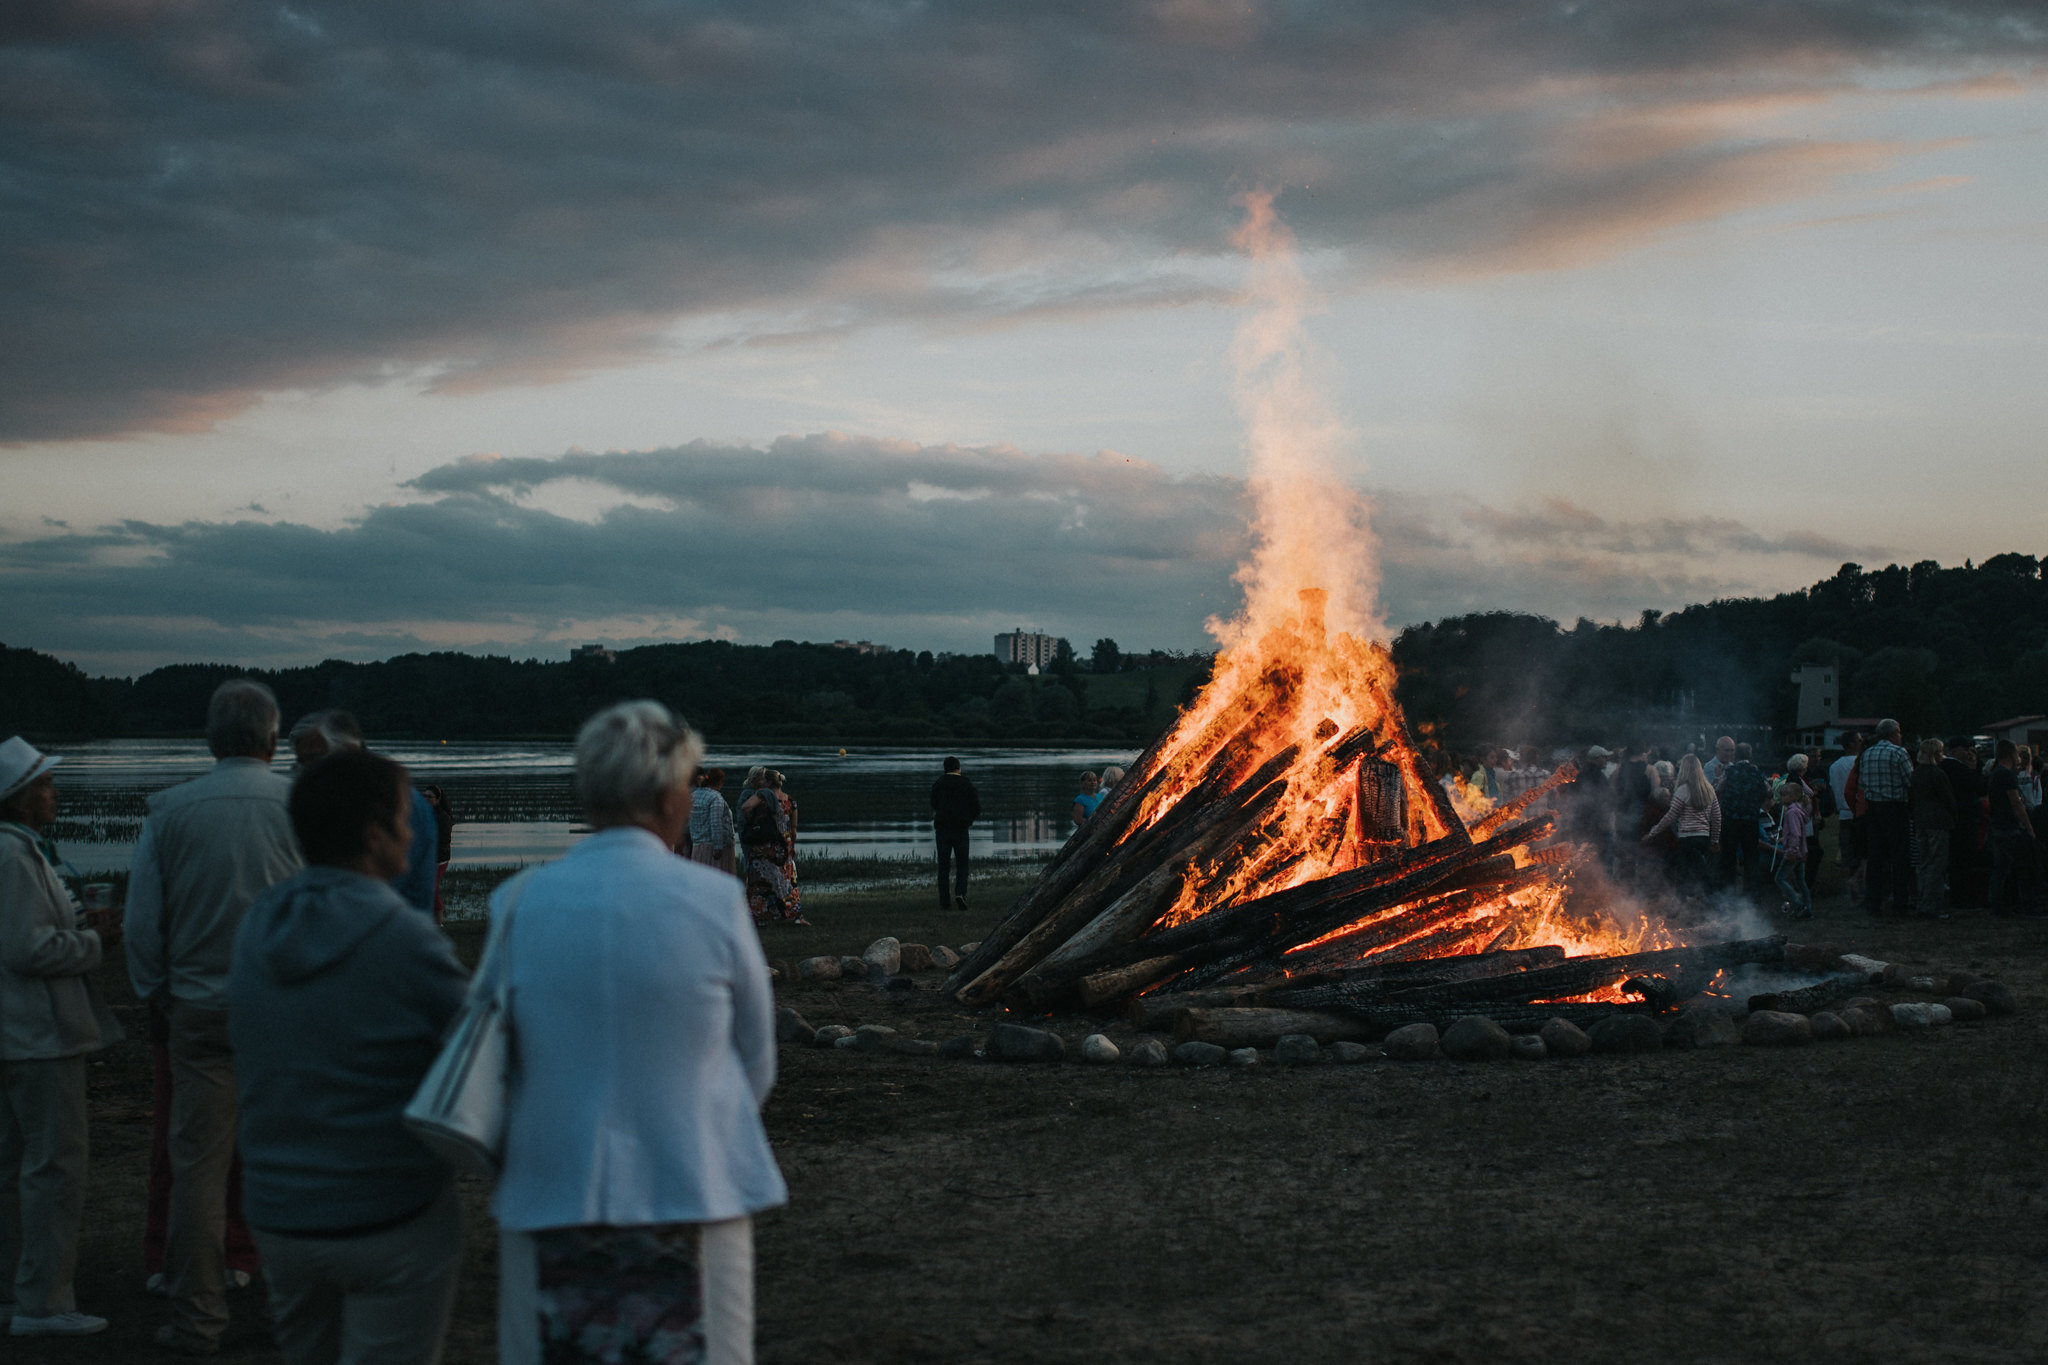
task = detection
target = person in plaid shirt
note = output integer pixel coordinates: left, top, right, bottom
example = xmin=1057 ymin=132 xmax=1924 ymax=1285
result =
xmin=1858 ymin=719 xmax=1916 ymax=917
xmin=1714 ymin=744 xmax=1770 ymax=901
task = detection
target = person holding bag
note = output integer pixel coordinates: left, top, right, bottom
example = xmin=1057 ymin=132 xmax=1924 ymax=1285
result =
xmin=490 ymin=702 xmax=784 ymax=1365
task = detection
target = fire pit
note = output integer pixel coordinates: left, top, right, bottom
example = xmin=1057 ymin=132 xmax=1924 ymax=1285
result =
xmin=936 ymin=584 xmax=1764 ymax=1039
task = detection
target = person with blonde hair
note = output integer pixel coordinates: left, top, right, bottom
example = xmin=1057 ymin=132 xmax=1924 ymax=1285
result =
xmin=1642 ymin=753 xmax=1720 ymax=895
xmin=488 ymin=701 xmax=783 ymax=1365
xmin=1770 ymin=779 xmax=1813 ymax=919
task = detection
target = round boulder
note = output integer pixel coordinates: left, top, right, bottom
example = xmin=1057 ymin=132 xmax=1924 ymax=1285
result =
xmin=1664 ymin=1008 xmax=1740 ymax=1050
xmin=812 ymin=1024 xmax=854 ymax=1046
xmin=937 ymin=1034 xmax=979 ymax=1059
xmin=1742 ymin=1010 xmax=1814 ymax=1046
xmin=1080 ymin=1033 xmax=1120 ymax=1065
xmin=897 ymin=943 xmax=935 ymax=973
xmin=774 ymin=1007 xmax=816 ymax=1043
xmin=836 ymin=955 xmax=869 ymax=978
xmin=1961 ymin=980 xmax=2017 ymax=1016
xmin=1274 ymin=1034 xmax=1323 ymax=1066
xmin=1128 ymin=1037 xmax=1172 ymax=1067
xmin=1174 ymin=1041 xmax=1228 ymax=1068
xmin=988 ymin=1023 xmax=1066 ymax=1063
xmin=1227 ymin=1047 xmax=1259 ymax=1067
xmin=1588 ymin=1014 xmax=1664 ymax=1054
xmin=1441 ymin=1016 xmax=1514 ymax=1062
xmin=794 ymin=956 xmax=842 ymax=983
xmin=1511 ymin=1033 xmax=1548 ymax=1060
xmin=861 ymin=937 xmax=902 ymax=975
xmin=1943 ymin=996 xmax=1988 ymax=1023
xmin=1382 ymin=1022 xmax=1441 ymax=1061
xmin=930 ymin=945 xmax=961 ymax=970
xmin=1538 ymin=1017 xmax=1593 ymax=1058
xmin=1808 ymin=1011 xmax=1853 ymax=1042
xmin=1327 ymin=1041 xmax=1373 ymax=1064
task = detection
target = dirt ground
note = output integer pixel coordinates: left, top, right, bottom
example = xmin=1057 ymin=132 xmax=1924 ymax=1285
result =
xmin=22 ymin=864 xmax=2048 ymax=1365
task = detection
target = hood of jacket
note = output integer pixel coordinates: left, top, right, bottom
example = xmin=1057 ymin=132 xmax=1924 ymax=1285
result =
xmin=245 ymin=865 xmax=407 ymax=985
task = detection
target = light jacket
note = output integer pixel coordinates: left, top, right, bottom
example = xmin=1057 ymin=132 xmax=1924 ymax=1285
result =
xmin=125 ymin=757 xmax=301 ymax=1009
xmin=490 ymin=826 xmax=786 ymax=1230
xmin=229 ymin=865 xmax=468 ymax=1234
xmin=0 ymin=823 xmax=123 ymax=1061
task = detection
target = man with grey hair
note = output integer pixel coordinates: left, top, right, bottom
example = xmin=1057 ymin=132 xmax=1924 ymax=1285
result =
xmin=1858 ymin=718 xmax=1915 ymax=918
xmin=126 ymin=680 xmax=301 ymax=1355
xmin=290 ymin=711 xmax=440 ymax=917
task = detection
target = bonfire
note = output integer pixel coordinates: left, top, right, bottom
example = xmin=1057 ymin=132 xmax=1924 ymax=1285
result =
xmin=940 ymin=192 xmax=1784 ymax=1037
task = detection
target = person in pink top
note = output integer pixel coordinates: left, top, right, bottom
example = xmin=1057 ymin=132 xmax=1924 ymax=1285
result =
xmin=1771 ymin=779 xmax=1813 ymax=919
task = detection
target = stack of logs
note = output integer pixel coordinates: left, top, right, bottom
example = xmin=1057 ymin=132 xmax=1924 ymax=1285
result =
xmin=940 ymin=636 xmax=1783 ymax=1035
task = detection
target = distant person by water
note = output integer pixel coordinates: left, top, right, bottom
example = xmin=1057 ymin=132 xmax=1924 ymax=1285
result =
xmin=686 ymin=768 xmax=737 ymax=876
xmin=929 ymin=757 xmax=981 ymax=912
xmin=1099 ymin=765 xmax=1125 ymax=798
xmin=420 ymin=783 xmax=454 ymax=921
xmin=740 ymin=768 xmax=806 ymax=926
xmin=1070 ymin=771 xmax=1104 ymax=825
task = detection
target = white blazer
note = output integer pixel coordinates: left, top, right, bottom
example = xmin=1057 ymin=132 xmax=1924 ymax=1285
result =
xmin=489 ymin=826 xmax=786 ymax=1230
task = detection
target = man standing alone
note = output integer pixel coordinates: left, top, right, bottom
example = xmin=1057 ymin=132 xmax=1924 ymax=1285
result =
xmin=930 ymin=758 xmax=981 ymax=912
xmin=126 ymin=681 xmax=301 ymax=1355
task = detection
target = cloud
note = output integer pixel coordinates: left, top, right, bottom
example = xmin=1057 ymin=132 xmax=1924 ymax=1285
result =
xmin=0 ymin=433 xmax=1891 ymax=671
xmin=2 ymin=2 xmax=2042 ymax=440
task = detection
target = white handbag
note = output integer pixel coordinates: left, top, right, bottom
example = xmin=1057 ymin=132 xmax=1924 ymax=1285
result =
xmin=404 ymin=870 xmax=532 ymax=1178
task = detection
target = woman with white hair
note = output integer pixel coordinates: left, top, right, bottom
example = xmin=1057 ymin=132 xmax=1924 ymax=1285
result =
xmin=486 ymin=702 xmax=784 ymax=1365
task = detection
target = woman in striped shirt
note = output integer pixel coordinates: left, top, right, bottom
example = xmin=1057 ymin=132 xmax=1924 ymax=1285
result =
xmin=1643 ymin=753 xmax=1721 ymax=894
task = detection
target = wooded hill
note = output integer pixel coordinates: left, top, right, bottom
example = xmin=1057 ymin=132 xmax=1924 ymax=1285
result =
xmin=1389 ymin=555 xmax=2048 ymax=750
xmin=6 ymin=556 xmax=2043 ymax=747
xmin=0 ymin=638 xmax=1208 ymax=744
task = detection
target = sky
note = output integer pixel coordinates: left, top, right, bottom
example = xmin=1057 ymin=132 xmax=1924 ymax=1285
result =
xmin=3 ymin=2 xmax=2046 ymax=674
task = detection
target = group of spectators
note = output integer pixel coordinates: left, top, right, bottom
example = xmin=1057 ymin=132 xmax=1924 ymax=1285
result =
xmin=1 ymin=682 xmax=783 ymax=1362
xmin=1442 ymin=725 xmax=2044 ymax=919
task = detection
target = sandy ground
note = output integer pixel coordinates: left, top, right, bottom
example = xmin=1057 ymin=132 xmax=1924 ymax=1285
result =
xmin=20 ymin=867 xmax=2048 ymax=1365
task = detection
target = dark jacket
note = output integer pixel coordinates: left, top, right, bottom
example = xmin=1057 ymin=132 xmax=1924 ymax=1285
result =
xmin=930 ymin=773 xmax=982 ymax=832
xmin=1941 ymin=757 xmax=1985 ymax=827
xmin=1910 ymin=763 xmax=1957 ymax=831
xmin=227 ymin=866 xmax=468 ymax=1235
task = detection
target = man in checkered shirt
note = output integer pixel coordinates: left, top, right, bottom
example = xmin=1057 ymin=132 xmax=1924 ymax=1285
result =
xmin=1858 ymin=719 xmax=1915 ymax=917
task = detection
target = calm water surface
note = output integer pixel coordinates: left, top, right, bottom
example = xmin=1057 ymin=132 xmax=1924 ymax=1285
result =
xmin=43 ymin=740 xmax=1139 ymax=872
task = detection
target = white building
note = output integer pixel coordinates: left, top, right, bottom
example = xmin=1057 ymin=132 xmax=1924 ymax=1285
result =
xmin=994 ymin=628 xmax=1060 ymax=669
xmin=1790 ymin=660 xmax=1839 ymax=730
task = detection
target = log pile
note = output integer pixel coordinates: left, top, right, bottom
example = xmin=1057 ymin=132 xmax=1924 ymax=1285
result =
xmin=941 ymin=588 xmax=1774 ymax=1033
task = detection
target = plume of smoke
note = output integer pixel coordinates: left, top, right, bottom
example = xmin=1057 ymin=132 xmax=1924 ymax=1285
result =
xmin=1213 ymin=189 xmax=1381 ymax=646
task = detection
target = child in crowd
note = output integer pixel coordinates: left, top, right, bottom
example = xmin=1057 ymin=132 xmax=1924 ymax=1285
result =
xmin=1771 ymin=778 xmax=1813 ymax=919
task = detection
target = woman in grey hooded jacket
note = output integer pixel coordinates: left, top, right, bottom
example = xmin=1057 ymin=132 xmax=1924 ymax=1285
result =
xmin=227 ymin=750 xmax=468 ymax=1365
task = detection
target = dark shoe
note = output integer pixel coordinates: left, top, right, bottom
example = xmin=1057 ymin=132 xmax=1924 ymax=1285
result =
xmin=153 ymin=1325 xmax=219 ymax=1356
xmin=955 ymin=898 xmax=968 ymax=912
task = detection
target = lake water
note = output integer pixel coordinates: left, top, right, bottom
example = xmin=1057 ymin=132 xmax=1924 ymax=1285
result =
xmin=41 ymin=740 xmax=1139 ymax=873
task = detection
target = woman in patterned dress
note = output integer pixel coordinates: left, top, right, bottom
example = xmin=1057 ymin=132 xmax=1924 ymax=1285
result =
xmin=739 ymin=769 xmax=805 ymax=925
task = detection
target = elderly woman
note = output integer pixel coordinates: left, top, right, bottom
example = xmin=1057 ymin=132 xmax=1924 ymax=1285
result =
xmin=739 ymin=769 xmax=804 ymax=926
xmin=487 ymin=703 xmax=784 ymax=1365
xmin=0 ymin=736 xmax=123 ymax=1338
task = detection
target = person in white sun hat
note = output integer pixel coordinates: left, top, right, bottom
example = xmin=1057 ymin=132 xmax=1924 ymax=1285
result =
xmin=0 ymin=735 xmax=124 ymax=1338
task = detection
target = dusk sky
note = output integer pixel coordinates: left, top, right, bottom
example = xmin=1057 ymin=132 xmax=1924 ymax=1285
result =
xmin=4 ymin=3 xmax=2045 ymax=674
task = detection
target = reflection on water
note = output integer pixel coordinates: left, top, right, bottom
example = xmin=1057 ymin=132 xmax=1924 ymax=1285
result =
xmin=43 ymin=739 xmax=1138 ymax=871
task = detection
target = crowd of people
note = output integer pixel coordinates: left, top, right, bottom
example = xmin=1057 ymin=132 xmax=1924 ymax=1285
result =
xmin=1437 ymin=725 xmax=2045 ymax=919
xmin=1 ymin=683 xmax=782 ymax=1362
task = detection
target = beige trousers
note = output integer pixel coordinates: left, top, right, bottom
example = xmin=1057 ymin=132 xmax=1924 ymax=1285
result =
xmin=253 ymin=1186 xmax=464 ymax=1365
xmin=165 ymin=1001 xmax=239 ymax=1346
xmin=0 ymin=1054 xmax=88 ymax=1318
xmin=498 ymin=1216 xmax=753 ymax=1365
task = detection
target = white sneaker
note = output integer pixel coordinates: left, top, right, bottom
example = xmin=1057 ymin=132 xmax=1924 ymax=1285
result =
xmin=230 ymin=1270 xmax=252 ymax=1290
xmin=11 ymin=1311 xmax=110 ymax=1336
xmin=145 ymin=1272 xmax=167 ymax=1296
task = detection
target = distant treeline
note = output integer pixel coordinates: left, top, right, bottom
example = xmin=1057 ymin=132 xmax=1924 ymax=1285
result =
xmin=1389 ymin=555 xmax=2048 ymax=751
xmin=7 ymin=557 xmax=2045 ymax=748
xmin=0 ymin=637 xmax=1208 ymax=745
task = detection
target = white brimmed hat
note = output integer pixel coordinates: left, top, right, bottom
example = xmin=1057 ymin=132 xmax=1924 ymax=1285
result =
xmin=0 ymin=736 xmax=61 ymax=803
